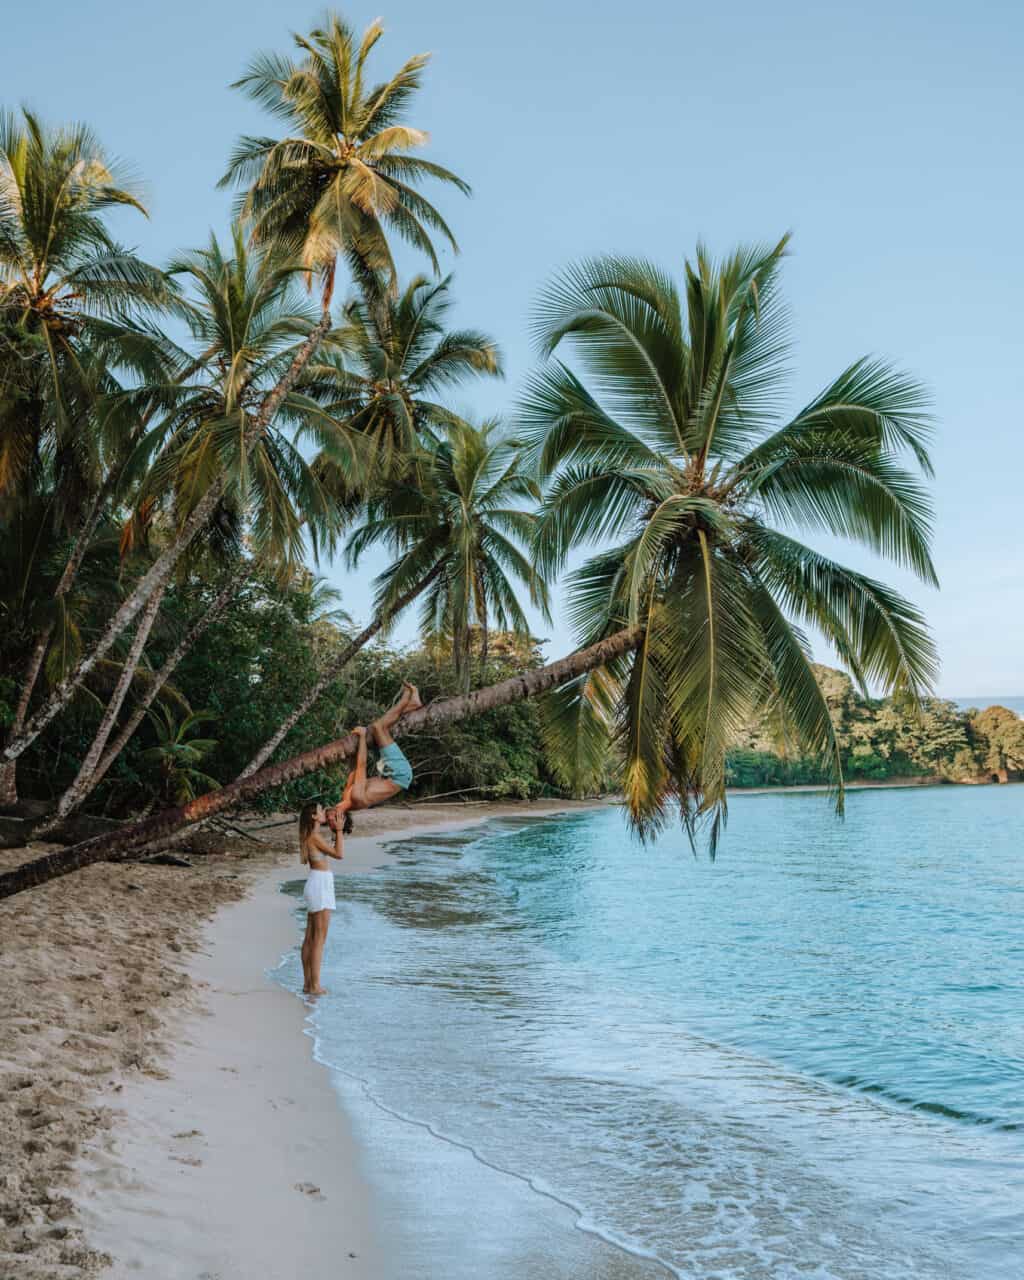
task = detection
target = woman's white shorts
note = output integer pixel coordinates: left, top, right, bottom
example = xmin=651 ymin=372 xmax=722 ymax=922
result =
xmin=303 ymin=869 xmax=336 ymax=913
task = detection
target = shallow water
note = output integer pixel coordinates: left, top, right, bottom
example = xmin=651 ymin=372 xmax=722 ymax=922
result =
xmin=279 ymin=785 xmax=1024 ymax=1278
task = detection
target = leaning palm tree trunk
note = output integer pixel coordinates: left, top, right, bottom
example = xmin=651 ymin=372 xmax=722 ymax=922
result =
xmin=33 ymin=584 xmax=168 ymax=837
xmin=0 ymin=635 xmax=50 ymax=808
xmin=0 ymin=625 xmax=643 ymax=899
xmin=2 ymin=311 xmax=332 ymax=765
xmin=0 ymin=490 xmax=120 ymax=807
xmin=87 ymin=570 xmax=250 ymax=797
xmin=238 ymin=561 xmax=445 ymax=779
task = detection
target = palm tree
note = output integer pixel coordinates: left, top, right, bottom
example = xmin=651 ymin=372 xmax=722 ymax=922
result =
xmin=522 ymin=238 xmax=937 ymax=842
xmin=36 ymin=228 xmax=365 ymax=830
xmin=141 ymin=708 xmax=220 ymax=806
xmin=221 ymin=13 xmax=468 ymax=292
xmin=0 ymin=108 xmax=167 ymax=804
xmin=351 ymin=419 xmax=549 ymax=687
xmin=141 ymin=225 xmax=365 ymax=566
xmin=237 ymin=416 xmax=542 ymax=777
xmin=0 ymin=238 xmax=940 ymax=898
xmin=323 ymin=271 xmax=502 ymax=472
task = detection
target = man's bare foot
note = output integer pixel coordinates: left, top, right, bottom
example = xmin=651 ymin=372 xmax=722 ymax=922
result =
xmin=402 ymin=682 xmax=423 ymax=711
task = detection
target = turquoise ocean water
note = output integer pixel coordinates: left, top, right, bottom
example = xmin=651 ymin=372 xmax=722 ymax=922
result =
xmin=279 ymin=785 xmax=1024 ymax=1279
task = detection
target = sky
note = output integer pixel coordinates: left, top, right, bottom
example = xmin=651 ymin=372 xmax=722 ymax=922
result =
xmin=6 ymin=0 xmax=1023 ymax=695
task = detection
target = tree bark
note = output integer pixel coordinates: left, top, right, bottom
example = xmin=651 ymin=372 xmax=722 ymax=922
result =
xmin=237 ymin=560 xmax=445 ymax=779
xmin=0 ymin=388 xmax=187 ymax=805
xmin=2 ymin=310 xmax=333 ymax=765
xmin=86 ymin=570 xmax=248 ymax=796
xmin=0 ymin=625 xmax=643 ymax=899
xmin=33 ymin=584 xmax=168 ymax=837
xmin=0 ymin=630 xmax=51 ymax=809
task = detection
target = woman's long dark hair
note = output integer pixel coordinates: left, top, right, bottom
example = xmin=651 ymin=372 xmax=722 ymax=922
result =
xmin=298 ymin=801 xmax=318 ymax=863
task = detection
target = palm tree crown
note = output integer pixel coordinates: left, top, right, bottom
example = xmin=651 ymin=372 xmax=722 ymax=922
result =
xmin=0 ymin=108 xmax=165 ymax=509
xmin=346 ymin=419 xmax=550 ymax=688
xmin=325 ymin=270 xmax=502 ymax=471
xmin=134 ymin=225 xmax=365 ymax=569
xmin=523 ymin=237 xmax=938 ymax=843
xmin=221 ymin=14 xmax=469 ymax=293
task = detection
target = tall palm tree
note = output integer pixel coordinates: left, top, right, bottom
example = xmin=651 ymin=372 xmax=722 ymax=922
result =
xmin=140 ymin=224 xmax=365 ymax=567
xmin=522 ymin=238 xmax=937 ymax=843
xmin=0 ymin=108 xmax=167 ymax=805
xmin=3 ymin=15 xmax=470 ymax=767
xmin=0 ymin=240 xmax=940 ymax=898
xmin=323 ymin=270 xmax=502 ymax=473
xmin=221 ymin=13 xmax=469 ymax=293
xmin=37 ymin=228 xmax=367 ymax=830
xmin=238 ymin=416 xmax=543 ymax=777
xmin=350 ymin=419 xmax=549 ymax=688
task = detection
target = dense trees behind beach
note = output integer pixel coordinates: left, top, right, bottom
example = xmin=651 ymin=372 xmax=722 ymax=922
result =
xmin=0 ymin=11 xmax=966 ymax=890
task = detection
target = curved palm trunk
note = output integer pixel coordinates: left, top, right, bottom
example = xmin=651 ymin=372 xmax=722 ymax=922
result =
xmin=0 ymin=360 xmax=215 ymax=806
xmin=0 ymin=495 xmax=114 ymax=808
xmin=33 ymin=583 xmax=168 ymax=837
xmin=88 ymin=571 xmax=249 ymax=794
xmin=0 ymin=625 xmax=643 ymax=899
xmin=0 ymin=633 xmax=50 ymax=808
xmin=2 ymin=310 xmax=333 ymax=765
xmin=238 ymin=561 xmax=445 ymax=780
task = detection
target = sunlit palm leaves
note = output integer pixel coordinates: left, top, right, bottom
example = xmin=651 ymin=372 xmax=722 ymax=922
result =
xmin=221 ymin=14 xmax=469 ymax=291
xmin=523 ymin=238 xmax=937 ymax=845
xmin=132 ymin=226 xmax=365 ymax=570
xmin=319 ymin=270 xmax=501 ymax=475
xmin=0 ymin=108 xmax=167 ymax=515
xmin=346 ymin=419 xmax=550 ymax=689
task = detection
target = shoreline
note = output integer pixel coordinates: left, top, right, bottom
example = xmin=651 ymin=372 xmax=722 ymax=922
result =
xmin=0 ymin=798 xmax=606 ymax=1279
xmin=0 ymin=780 xmax=1002 ymax=1277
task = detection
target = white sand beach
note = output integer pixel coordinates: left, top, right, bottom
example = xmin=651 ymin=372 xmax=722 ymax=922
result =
xmin=0 ymin=799 xmax=605 ymax=1280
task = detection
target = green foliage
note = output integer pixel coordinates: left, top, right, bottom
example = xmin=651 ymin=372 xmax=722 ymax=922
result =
xmin=141 ymin=708 xmax=220 ymax=805
xmin=221 ymin=15 xmax=469 ymax=286
xmin=727 ymin=665 xmax=1005 ymax=787
xmin=973 ymin=706 xmax=1024 ymax=772
xmin=9 ymin=567 xmax=560 ymax=817
xmin=523 ymin=240 xmax=938 ymax=845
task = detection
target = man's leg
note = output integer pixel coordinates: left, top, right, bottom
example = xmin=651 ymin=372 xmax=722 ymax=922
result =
xmin=369 ymin=684 xmax=418 ymax=751
xmin=354 ymin=685 xmax=420 ymax=806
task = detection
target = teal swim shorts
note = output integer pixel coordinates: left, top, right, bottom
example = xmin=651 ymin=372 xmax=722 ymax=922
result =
xmin=377 ymin=741 xmax=413 ymax=790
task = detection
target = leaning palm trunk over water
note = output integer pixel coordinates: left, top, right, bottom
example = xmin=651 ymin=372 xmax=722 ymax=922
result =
xmin=1 ymin=310 xmax=333 ymax=766
xmin=239 ymin=562 xmax=445 ymax=779
xmin=0 ymin=626 xmax=644 ymax=899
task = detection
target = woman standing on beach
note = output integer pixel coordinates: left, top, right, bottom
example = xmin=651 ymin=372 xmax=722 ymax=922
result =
xmin=299 ymin=802 xmax=343 ymax=995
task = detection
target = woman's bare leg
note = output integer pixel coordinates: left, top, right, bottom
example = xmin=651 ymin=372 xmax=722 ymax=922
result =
xmin=309 ymin=912 xmax=330 ymax=995
xmin=301 ymin=914 xmax=317 ymax=993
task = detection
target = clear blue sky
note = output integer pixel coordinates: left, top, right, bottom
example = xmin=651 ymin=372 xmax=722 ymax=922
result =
xmin=7 ymin=1 xmax=1022 ymax=695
